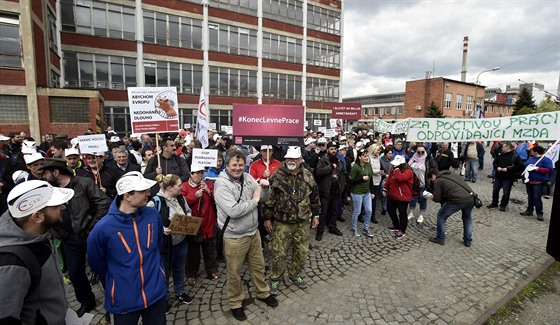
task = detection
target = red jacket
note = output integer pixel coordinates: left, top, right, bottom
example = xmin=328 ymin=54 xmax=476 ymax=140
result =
xmin=383 ymin=168 xmax=414 ymax=202
xmin=181 ymin=180 xmax=217 ymax=240
xmin=249 ymin=158 xmax=281 ymax=180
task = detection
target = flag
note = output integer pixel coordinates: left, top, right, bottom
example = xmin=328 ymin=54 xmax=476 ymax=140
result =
xmin=196 ymin=87 xmax=209 ymax=149
xmin=476 ymin=104 xmax=485 ymax=119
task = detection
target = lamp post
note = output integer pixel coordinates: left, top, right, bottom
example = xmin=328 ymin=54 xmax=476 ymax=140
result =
xmin=471 ymin=67 xmax=500 ymax=118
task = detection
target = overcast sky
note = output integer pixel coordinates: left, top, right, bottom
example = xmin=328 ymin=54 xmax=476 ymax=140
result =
xmin=341 ymin=0 xmax=560 ymax=99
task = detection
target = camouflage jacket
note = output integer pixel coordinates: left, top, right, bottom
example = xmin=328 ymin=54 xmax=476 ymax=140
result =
xmin=263 ymin=164 xmax=321 ymax=224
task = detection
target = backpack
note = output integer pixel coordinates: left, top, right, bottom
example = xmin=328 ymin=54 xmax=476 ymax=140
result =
xmin=410 ymin=171 xmax=420 ymax=197
xmin=0 ymin=245 xmax=42 ymax=297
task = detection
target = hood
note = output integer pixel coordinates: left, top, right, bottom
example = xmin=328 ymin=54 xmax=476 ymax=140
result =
xmin=105 ymin=197 xmax=150 ymax=224
xmin=437 ymin=170 xmax=452 ymax=177
xmin=0 ymin=210 xmax=51 ymax=248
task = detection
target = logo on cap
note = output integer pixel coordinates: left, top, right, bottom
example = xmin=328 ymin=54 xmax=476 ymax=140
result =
xmin=16 ymin=194 xmax=45 ymax=213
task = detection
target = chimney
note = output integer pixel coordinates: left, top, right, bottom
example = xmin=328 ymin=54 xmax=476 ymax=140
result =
xmin=461 ymin=36 xmax=469 ymax=82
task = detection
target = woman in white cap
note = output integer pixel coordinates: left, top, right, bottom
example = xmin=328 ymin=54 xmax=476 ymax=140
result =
xmin=381 ymin=155 xmax=413 ymax=239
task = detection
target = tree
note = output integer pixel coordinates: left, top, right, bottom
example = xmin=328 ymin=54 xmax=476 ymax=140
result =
xmin=424 ymin=101 xmax=443 ymax=118
xmin=535 ymin=96 xmax=560 ymax=113
xmin=515 ymin=106 xmax=535 ymax=115
xmin=513 ymin=87 xmax=536 ymax=115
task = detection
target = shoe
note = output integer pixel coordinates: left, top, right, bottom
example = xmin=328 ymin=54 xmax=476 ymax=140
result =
xmin=537 ymin=214 xmax=544 ymax=221
xmin=371 ymin=218 xmax=379 ymax=224
xmin=388 ymin=226 xmax=399 ymax=232
xmin=520 ymin=210 xmax=533 ymax=216
xmin=329 ymin=228 xmax=343 ymax=236
xmin=316 ymin=233 xmax=323 ymax=241
xmin=407 ymin=212 xmax=414 ymax=220
xmin=487 ymin=175 xmax=493 ymax=178
xmin=270 ymin=279 xmax=280 ymax=295
xmin=543 ymin=195 xmax=550 ymax=199
xmin=381 ymin=210 xmax=387 ymax=215
xmin=499 ymin=206 xmax=506 ymax=212
xmin=288 ymin=276 xmax=307 ymax=289
xmin=231 ymin=307 xmax=247 ymax=321
xmin=464 ymin=242 xmax=472 ymax=247
xmin=257 ymin=295 xmax=278 ymax=307
xmin=417 ymin=215 xmax=424 ymax=223
xmin=471 ymin=179 xmax=476 ymax=183
xmin=187 ymin=277 xmax=196 ymax=286
xmin=105 ymin=312 xmax=111 ymax=322
xmin=487 ymin=203 xmax=498 ymax=209
xmin=177 ymin=293 xmax=193 ymax=304
xmin=429 ymin=237 xmax=444 ymax=245
xmin=353 ymin=230 xmax=361 ymax=237
xmin=362 ymin=229 xmax=374 ymax=238
xmin=395 ymin=230 xmax=405 ymax=239
xmin=76 ymin=303 xmax=96 ymax=318
xmin=337 ymin=217 xmax=346 ymax=222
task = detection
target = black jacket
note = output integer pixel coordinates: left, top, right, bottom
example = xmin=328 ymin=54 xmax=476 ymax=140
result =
xmin=436 ymin=149 xmax=459 ymax=170
xmin=493 ymin=150 xmax=524 ymax=180
xmin=314 ymin=153 xmax=346 ymax=197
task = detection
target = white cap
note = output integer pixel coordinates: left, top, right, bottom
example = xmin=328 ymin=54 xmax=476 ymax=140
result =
xmin=317 ymin=137 xmax=328 ymax=144
xmin=339 ymin=145 xmax=348 ymax=150
xmin=363 ymin=139 xmax=370 ymax=144
xmin=304 ymin=137 xmax=316 ymax=146
xmin=340 ymin=136 xmax=347 ymax=141
xmin=8 ymin=180 xmax=74 ymax=218
xmin=284 ymin=146 xmax=302 ymax=159
xmin=65 ymin=148 xmax=80 ymax=157
xmin=24 ymin=152 xmax=44 ymax=165
xmin=0 ymin=134 xmax=9 ymax=141
xmin=367 ymin=131 xmax=374 ymax=136
xmin=356 ymin=141 xmax=363 ymax=148
xmin=21 ymin=140 xmax=37 ymax=154
xmin=130 ymin=133 xmax=140 ymax=138
xmin=109 ymin=136 xmax=121 ymax=143
xmin=191 ymin=165 xmax=206 ymax=173
xmin=390 ymin=155 xmax=406 ymax=166
xmin=116 ymin=171 xmax=157 ymax=195
xmin=213 ymin=134 xmax=222 ymax=141
xmin=260 ymin=145 xmax=273 ymax=150
xmin=12 ymin=170 xmax=29 ymax=183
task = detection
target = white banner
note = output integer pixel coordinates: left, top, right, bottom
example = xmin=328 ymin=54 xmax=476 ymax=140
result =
xmin=192 ymin=148 xmax=218 ymax=167
xmin=373 ymin=118 xmax=409 ymax=134
xmin=77 ymin=135 xmax=108 ymax=154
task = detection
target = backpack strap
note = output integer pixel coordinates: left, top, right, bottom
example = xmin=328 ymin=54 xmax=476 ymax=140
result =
xmin=0 ymin=245 xmax=41 ymax=298
xmin=151 ymin=195 xmax=162 ymax=213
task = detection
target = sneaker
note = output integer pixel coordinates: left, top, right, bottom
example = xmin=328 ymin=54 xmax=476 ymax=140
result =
xmin=329 ymin=228 xmax=343 ymax=236
xmin=537 ymin=214 xmax=544 ymax=221
xmin=388 ymin=226 xmax=399 ymax=232
xmin=288 ymin=276 xmax=307 ymax=289
xmin=417 ymin=215 xmax=424 ymax=223
xmin=429 ymin=237 xmax=444 ymax=245
xmin=543 ymin=195 xmax=550 ymax=199
xmin=464 ymin=241 xmax=472 ymax=247
xmin=231 ymin=307 xmax=247 ymax=321
xmin=487 ymin=203 xmax=498 ymax=209
xmin=177 ymin=293 xmax=193 ymax=305
xmin=499 ymin=206 xmax=506 ymax=212
xmin=257 ymin=295 xmax=278 ymax=307
xmin=407 ymin=212 xmax=414 ymax=220
xmin=395 ymin=230 xmax=405 ymax=239
xmin=520 ymin=210 xmax=533 ymax=216
xmin=270 ymin=280 xmax=280 ymax=295
xmin=353 ymin=230 xmax=361 ymax=237
xmin=362 ymin=229 xmax=374 ymax=238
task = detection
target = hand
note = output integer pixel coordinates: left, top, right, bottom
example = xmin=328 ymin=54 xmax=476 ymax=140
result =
xmin=196 ymin=189 xmax=204 ymax=198
xmin=156 ymin=167 xmax=163 ymax=175
xmin=263 ymin=170 xmax=271 ymax=178
xmin=259 ymin=178 xmax=269 ymax=187
xmin=381 ymin=191 xmax=387 ymax=197
xmin=163 ymin=227 xmax=171 ymax=235
xmin=332 ymin=164 xmax=337 ymax=169
xmin=311 ymin=217 xmax=319 ymax=229
xmin=526 ymin=164 xmax=538 ymax=172
xmin=363 ymin=175 xmax=369 ymax=181
xmin=371 ymin=193 xmax=375 ymax=199
xmin=264 ymin=220 xmax=273 ymax=232
xmin=100 ymin=187 xmax=106 ymax=193
xmin=252 ymin=186 xmax=262 ymax=202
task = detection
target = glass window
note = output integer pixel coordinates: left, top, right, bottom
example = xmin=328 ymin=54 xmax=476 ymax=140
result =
xmin=466 ymin=95 xmax=473 ymax=112
xmin=169 ymin=63 xmax=180 ymax=88
xmin=157 ymin=62 xmax=167 ymax=86
xmin=444 ymin=92 xmax=452 ymax=109
xmin=0 ymin=95 xmax=28 ymax=123
xmin=169 ymin=16 xmax=180 ymax=47
xmin=144 ymin=13 xmax=155 ymax=43
xmin=0 ymin=15 xmax=22 ymax=67
xmin=456 ymin=94 xmax=463 ymax=110
xmin=156 ymin=13 xmax=167 ymax=45
xmin=50 ymin=97 xmax=89 ymax=123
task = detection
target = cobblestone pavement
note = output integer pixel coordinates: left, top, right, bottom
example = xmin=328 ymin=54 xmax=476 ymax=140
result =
xmin=68 ymin=153 xmax=554 ymax=324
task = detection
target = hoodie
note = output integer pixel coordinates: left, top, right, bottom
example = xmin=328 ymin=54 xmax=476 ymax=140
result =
xmin=87 ymin=199 xmax=167 ymax=314
xmin=0 ymin=210 xmax=67 ymax=324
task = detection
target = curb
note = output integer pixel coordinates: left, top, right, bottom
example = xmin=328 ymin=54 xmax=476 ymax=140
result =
xmin=472 ymin=256 xmax=556 ymax=325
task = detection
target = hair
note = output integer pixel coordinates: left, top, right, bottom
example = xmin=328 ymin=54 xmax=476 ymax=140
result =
xmin=142 ymin=148 xmax=153 ymax=158
xmin=426 ymin=168 xmax=439 ymax=179
xmin=532 ymin=145 xmax=544 ymax=155
xmin=131 ymin=141 xmax=142 ymax=151
xmin=51 ymin=140 xmax=68 ymax=150
xmin=503 ymin=142 xmax=514 ymax=151
xmin=114 ymin=147 xmax=129 ymax=156
xmin=368 ymin=144 xmax=382 ymax=156
xmin=225 ymin=149 xmax=246 ymax=166
xmin=357 ymin=148 xmax=368 ymax=157
xmin=384 ymin=146 xmax=394 ymax=155
xmin=155 ymin=174 xmax=180 ymax=190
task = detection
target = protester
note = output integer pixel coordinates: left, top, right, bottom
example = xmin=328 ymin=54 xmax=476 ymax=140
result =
xmin=23 ymin=152 xmax=45 ymax=180
xmin=77 ymin=153 xmax=118 ymax=199
xmin=463 ymin=141 xmax=484 ymax=183
xmin=487 ymin=142 xmax=524 ymax=211
xmin=520 ymin=145 xmax=554 ymax=221
xmin=348 ymin=149 xmax=375 ymax=237
xmin=112 ymin=147 xmax=141 ymax=178
xmin=379 ymin=146 xmax=394 ymax=215
xmin=140 ymin=149 xmax=154 ymax=174
xmin=0 ymin=180 xmax=74 ymax=324
xmin=436 ymin=142 xmax=459 ymax=171
xmin=382 ymin=155 xmax=413 ymax=239
xmin=64 ymin=148 xmax=84 ymax=175
xmin=204 ymin=153 xmax=224 ymax=182
xmin=144 ymin=137 xmax=190 ymax=195
xmin=367 ymin=143 xmax=384 ymax=223
xmin=407 ymin=144 xmax=429 ymax=223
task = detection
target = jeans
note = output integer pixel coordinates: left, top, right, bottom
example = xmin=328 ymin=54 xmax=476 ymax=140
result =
xmin=465 ymin=158 xmax=479 ymax=181
xmin=380 ymin=179 xmax=387 ymax=211
xmin=526 ymin=182 xmax=545 ymax=215
xmin=62 ymin=233 xmax=96 ymax=307
xmin=113 ymin=297 xmax=166 ymax=325
xmin=387 ymin=198 xmax=409 ymax=233
xmin=436 ymin=200 xmax=474 ymax=244
xmin=492 ymin=178 xmax=513 ymax=207
xmin=409 ymin=186 xmax=427 ymax=211
xmin=163 ymin=239 xmax=188 ymax=297
xmin=351 ymin=192 xmax=372 ymax=231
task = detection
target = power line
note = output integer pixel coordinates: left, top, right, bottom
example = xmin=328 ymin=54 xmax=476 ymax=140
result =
xmin=499 ymin=43 xmax=560 ymax=70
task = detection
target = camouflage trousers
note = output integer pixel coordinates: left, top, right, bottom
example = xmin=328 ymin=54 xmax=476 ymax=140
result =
xmin=268 ymin=221 xmax=310 ymax=280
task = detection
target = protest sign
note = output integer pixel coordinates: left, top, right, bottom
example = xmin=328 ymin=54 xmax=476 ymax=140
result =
xmin=406 ymin=111 xmax=560 ymax=142
xmin=324 ymin=128 xmax=337 ymax=138
xmin=318 ymin=127 xmax=327 ymax=133
xmin=225 ymin=126 xmax=233 ymax=135
xmin=329 ymin=119 xmax=338 ymax=128
xmin=373 ymin=119 xmax=394 ymax=134
xmin=184 ymin=123 xmax=191 ymax=129
xmin=127 ymin=87 xmax=180 ymax=133
xmin=209 ymin=123 xmax=216 ymax=130
xmin=192 ymin=148 xmax=218 ymax=167
xmin=304 ymin=121 xmax=309 ymax=127
xmin=233 ymin=104 xmax=304 ymax=146
xmin=332 ymin=102 xmax=362 ymax=120
xmin=313 ymin=119 xmax=322 ymax=126
xmin=77 ymin=135 xmax=108 ymax=154
xmin=169 ymin=214 xmax=202 ymax=235
xmin=221 ymin=125 xmax=228 ymax=132
xmin=393 ymin=119 xmax=410 ymax=135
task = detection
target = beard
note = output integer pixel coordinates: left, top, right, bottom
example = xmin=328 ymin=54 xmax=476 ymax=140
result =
xmin=328 ymin=153 xmax=338 ymax=163
xmin=286 ymin=161 xmax=298 ymax=171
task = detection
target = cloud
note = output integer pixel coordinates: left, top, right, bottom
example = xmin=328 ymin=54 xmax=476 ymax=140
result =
xmin=342 ymin=0 xmax=560 ymax=98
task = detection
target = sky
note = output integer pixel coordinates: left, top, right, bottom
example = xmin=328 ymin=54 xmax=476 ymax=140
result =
xmin=341 ymin=0 xmax=560 ymax=99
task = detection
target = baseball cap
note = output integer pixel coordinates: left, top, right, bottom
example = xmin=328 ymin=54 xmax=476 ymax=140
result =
xmin=317 ymin=137 xmax=328 ymax=144
xmin=8 ymin=180 xmax=74 ymax=218
xmin=109 ymin=136 xmax=121 ymax=143
xmin=191 ymin=165 xmax=206 ymax=173
xmin=327 ymin=141 xmax=339 ymax=149
xmin=24 ymin=152 xmax=44 ymax=165
xmin=213 ymin=134 xmax=222 ymax=141
xmin=390 ymin=155 xmax=406 ymax=166
xmin=65 ymin=148 xmax=80 ymax=157
xmin=260 ymin=145 xmax=273 ymax=150
xmin=304 ymin=137 xmax=316 ymax=146
xmin=284 ymin=146 xmax=302 ymax=159
xmin=0 ymin=134 xmax=10 ymax=141
xmin=339 ymin=145 xmax=348 ymax=150
xmin=116 ymin=171 xmax=157 ymax=195
xmin=12 ymin=170 xmax=29 ymax=184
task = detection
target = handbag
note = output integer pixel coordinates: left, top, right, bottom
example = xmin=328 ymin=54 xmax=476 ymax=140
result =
xmin=440 ymin=175 xmax=482 ymax=208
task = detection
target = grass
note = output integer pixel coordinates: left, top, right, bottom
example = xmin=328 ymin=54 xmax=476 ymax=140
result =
xmin=485 ymin=261 xmax=560 ymax=325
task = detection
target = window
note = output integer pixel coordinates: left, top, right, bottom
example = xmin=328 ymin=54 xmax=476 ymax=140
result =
xmin=0 ymin=95 xmax=27 ymax=123
xmin=307 ymin=4 xmax=340 ymax=35
xmin=208 ymin=0 xmax=258 ymax=17
xmin=307 ymin=41 xmax=340 ymax=68
xmin=64 ymin=52 xmax=136 ymax=89
xmin=466 ymin=95 xmax=473 ymax=112
xmin=0 ymin=15 xmax=22 ymax=67
xmin=456 ymin=94 xmax=463 ymax=110
xmin=262 ymin=32 xmax=302 ymax=63
xmin=50 ymin=70 xmax=61 ymax=88
xmin=444 ymin=92 xmax=452 ymax=109
xmin=104 ymin=106 xmax=131 ymax=134
xmin=50 ymin=97 xmax=89 ymax=123
xmin=144 ymin=10 xmax=203 ymax=49
xmin=262 ymin=0 xmax=303 ymax=27
xmin=47 ymin=10 xmax=58 ymax=51
xmin=306 ymin=77 xmax=339 ymax=102
xmin=209 ymin=66 xmax=258 ymax=97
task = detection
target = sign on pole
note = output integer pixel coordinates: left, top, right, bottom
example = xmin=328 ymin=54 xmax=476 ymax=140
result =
xmin=192 ymin=148 xmax=219 ymax=167
xmin=331 ymin=103 xmax=362 ymax=120
xmin=127 ymin=87 xmax=180 ymax=133
xmin=77 ymin=135 xmax=109 ymax=154
xmin=313 ymin=119 xmax=322 ymax=126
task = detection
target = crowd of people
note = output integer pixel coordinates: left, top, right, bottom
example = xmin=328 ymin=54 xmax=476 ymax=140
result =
xmin=0 ymin=126 xmax=557 ymax=323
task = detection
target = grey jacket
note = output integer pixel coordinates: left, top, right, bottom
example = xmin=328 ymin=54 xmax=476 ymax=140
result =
xmin=214 ymin=171 xmax=270 ymax=239
xmin=0 ymin=210 xmax=67 ymax=324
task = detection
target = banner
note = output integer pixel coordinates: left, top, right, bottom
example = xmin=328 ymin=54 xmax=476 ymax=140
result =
xmin=406 ymin=112 xmax=560 ymax=142
xmin=232 ymin=104 xmax=304 ymax=146
xmin=332 ymin=102 xmax=362 ymax=120
xmin=127 ymin=87 xmax=180 ymax=133
xmin=373 ymin=118 xmax=408 ymax=134
xmin=196 ymin=87 xmax=209 ymax=148
xmin=77 ymin=135 xmax=108 ymax=154
xmin=192 ymin=148 xmax=218 ymax=167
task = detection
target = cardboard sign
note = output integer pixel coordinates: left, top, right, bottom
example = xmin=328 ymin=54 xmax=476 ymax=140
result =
xmin=169 ymin=213 xmax=202 ymax=235
xmin=332 ymin=102 xmax=362 ymax=120
xmin=127 ymin=87 xmax=180 ymax=133
xmin=313 ymin=119 xmax=322 ymax=126
xmin=77 ymin=135 xmax=108 ymax=154
xmin=318 ymin=127 xmax=327 ymax=133
xmin=184 ymin=123 xmax=191 ymax=129
xmin=324 ymin=128 xmax=337 ymax=138
xmin=192 ymin=148 xmax=218 ymax=167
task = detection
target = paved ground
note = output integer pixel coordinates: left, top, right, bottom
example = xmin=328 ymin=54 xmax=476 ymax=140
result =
xmin=67 ymin=152 xmax=556 ymax=324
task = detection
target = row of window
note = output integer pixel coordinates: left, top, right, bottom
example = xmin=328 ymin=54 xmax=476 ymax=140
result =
xmin=144 ymin=61 xmax=203 ymax=95
xmin=307 ymin=41 xmax=340 ymax=68
xmin=144 ymin=10 xmax=203 ymax=50
xmin=444 ymin=92 xmax=476 ymax=111
xmin=363 ymin=106 xmax=404 ymax=117
xmin=64 ymin=52 xmax=137 ymax=89
xmin=0 ymin=15 xmax=21 ymax=67
xmin=306 ymin=77 xmax=339 ymax=102
xmin=209 ymin=23 xmax=257 ymax=56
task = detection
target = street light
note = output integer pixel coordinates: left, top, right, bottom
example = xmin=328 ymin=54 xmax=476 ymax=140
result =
xmin=471 ymin=67 xmax=500 ymax=118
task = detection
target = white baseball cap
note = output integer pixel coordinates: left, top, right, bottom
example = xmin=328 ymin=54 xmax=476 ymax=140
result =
xmin=284 ymin=146 xmax=302 ymax=159
xmin=70 ymin=138 xmax=79 ymax=148
xmin=260 ymin=145 xmax=273 ymax=150
xmin=12 ymin=170 xmax=29 ymax=183
xmin=65 ymin=148 xmax=80 ymax=157
xmin=0 ymin=134 xmax=10 ymax=141
xmin=304 ymin=137 xmax=316 ymax=146
xmin=213 ymin=134 xmax=222 ymax=141
xmin=109 ymin=136 xmax=121 ymax=143
xmin=390 ymin=155 xmax=406 ymax=166
xmin=22 ymin=140 xmax=37 ymax=154
xmin=116 ymin=171 xmax=157 ymax=195
xmin=8 ymin=180 xmax=75 ymax=218
xmin=24 ymin=152 xmax=44 ymax=165
xmin=191 ymin=165 xmax=206 ymax=173
xmin=317 ymin=137 xmax=328 ymax=144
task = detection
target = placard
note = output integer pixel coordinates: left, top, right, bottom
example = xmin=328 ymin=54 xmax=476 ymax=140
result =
xmin=304 ymin=121 xmax=309 ymax=127
xmin=169 ymin=213 xmax=202 ymax=235
xmin=332 ymin=102 xmax=362 ymax=120
xmin=313 ymin=119 xmax=322 ymax=126
xmin=209 ymin=123 xmax=216 ymax=130
xmin=127 ymin=87 xmax=180 ymax=133
xmin=184 ymin=123 xmax=191 ymax=129
xmin=324 ymin=128 xmax=337 ymax=138
xmin=77 ymin=135 xmax=109 ymax=154
xmin=318 ymin=127 xmax=327 ymax=133
xmin=221 ymin=125 xmax=228 ymax=132
xmin=226 ymin=126 xmax=233 ymax=135
xmin=192 ymin=148 xmax=218 ymax=167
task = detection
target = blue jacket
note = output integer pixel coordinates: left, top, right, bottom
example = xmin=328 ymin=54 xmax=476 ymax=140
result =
xmin=87 ymin=199 xmax=167 ymax=314
xmin=516 ymin=142 xmax=529 ymax=160
xmin=204 ymin=166 xmax=223 ymax=182
xmin=525 ymin=156 xmax=554 ymax=183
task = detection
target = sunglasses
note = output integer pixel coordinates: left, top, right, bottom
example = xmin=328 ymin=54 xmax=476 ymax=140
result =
xmin=417 ymin=151 xmax=425 ymax=154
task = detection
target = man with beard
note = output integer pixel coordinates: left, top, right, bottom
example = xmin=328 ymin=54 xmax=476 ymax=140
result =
xmin=0 ymin=180 xmax=74 ymax=324
xmin=314 ymin=141 xmax=345 ymax=241
xmin=38 ymin=158 xmax=111 ymax=317
xmin=263 ymin=147 xmax=320 ymax=295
